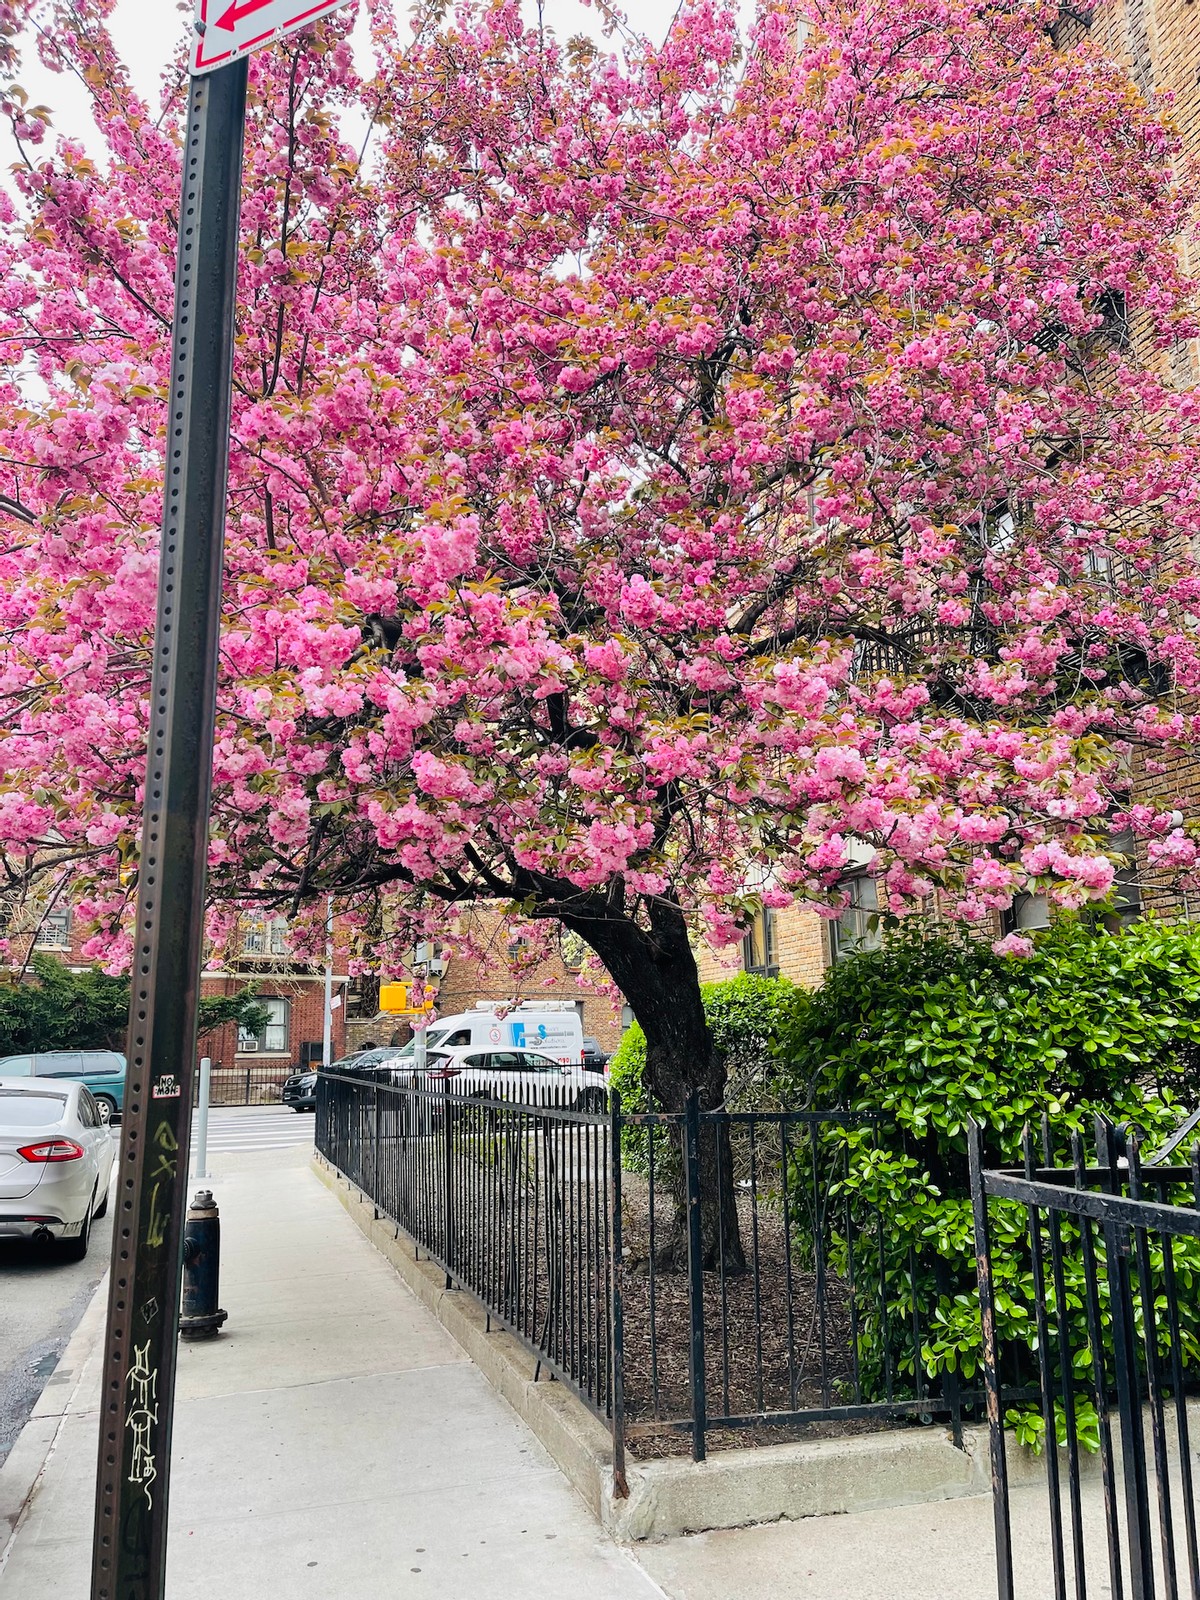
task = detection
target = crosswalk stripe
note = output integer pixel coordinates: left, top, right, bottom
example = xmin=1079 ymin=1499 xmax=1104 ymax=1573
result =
xmin=195 ymin=1134 xmax=312 ymax=1145
xmin=185 ymin=1106 xmax=315 ymax=1154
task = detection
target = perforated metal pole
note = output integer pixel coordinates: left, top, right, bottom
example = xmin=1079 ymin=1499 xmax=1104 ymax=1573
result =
xmin=91 ymin=60 xmax=248 ymax=1600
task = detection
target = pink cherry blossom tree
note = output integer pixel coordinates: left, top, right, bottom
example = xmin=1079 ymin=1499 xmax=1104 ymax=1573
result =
xmin=0 ymin=0 xmax=1199 ymax=1262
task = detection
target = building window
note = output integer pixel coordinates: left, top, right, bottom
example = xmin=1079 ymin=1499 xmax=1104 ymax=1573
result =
xmin=33 ymin=908 xmax=71 ymax=949
xmin=1003 ymin=832 xmax=1142 ymax=936
xmin=411 ymin=941 xmax=446 ymax=978
xmin=1002 ymin=892 xmax=1051 ymax=935
xmin=238 ymin=996 xmax=290 ymax=1054
xmin=1109 ymin=831 xmax=1141 ymax=927
xmin=1094 ymin=288 xmax=1129 ymax=350
xmin=1083 ymin=546 xmax=1113 ymax=585
xmin=742 ymin=909 xmax=778 ymax=976
xmin=348 ymin=972 xmax=380 ymax=1019
xmin=241 ymin=915 xmax=289 ymax=958
xmin=830 ymin=875 xmax=881 ymax=963
xmin=987 ymin=505 xmax=1019 ymax=552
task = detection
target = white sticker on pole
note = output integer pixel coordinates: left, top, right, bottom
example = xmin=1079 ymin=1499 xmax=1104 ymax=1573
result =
xmin=193 ymin=0 xmax=353 ymax=75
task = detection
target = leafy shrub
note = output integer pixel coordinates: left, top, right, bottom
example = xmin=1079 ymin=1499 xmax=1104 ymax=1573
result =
xmin=773 ymin=918 xmax=1200 ymax=1437
xmin=0 ymin=954 xmax=130 ymax=1053
xmin=0 ymin=954 xmax=269 ymax=1055
xmin=776 ymin=915 xmax=1200 ymax=1128
xmin=609 ymin=972 xmax=809 ymax=1167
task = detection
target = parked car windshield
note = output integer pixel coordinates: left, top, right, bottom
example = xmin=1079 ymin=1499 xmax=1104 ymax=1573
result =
xmin=388 ymin=1032 xmax=448 ymax=1060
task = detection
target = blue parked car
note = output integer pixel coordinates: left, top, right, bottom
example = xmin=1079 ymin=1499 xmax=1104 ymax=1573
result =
xmin=0 ymin=1049 xmax=126 ymax=1123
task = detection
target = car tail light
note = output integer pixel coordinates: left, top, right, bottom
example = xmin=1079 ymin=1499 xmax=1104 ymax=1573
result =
xmin=17 ymin=1138 xmax=85 ymax=1162
xmin=427 ymin=1067 xmax=461 ymax=1081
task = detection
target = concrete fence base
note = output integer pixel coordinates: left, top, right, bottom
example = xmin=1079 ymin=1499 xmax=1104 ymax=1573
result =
xmin=312 ymin=1153 xmax=1042 ymax=1541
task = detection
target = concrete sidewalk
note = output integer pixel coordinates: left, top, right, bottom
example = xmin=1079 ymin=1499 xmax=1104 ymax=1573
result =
xmin=0 ymin=1144 xmax=665 ymax=1598
xmin=0 ymin=1139 xmax=1034 ymax=1600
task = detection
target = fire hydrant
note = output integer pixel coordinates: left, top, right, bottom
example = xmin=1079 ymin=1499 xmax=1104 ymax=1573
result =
xmin=180 ymin=1189 xmax=228 ymax=1339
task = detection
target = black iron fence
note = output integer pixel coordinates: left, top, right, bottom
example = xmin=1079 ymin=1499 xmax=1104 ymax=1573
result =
xmin=316 ymin=1072 xmax=978 ymax=1474
xmin=971 ymin=1117 xmax=1200 ymax=1600
xmin=200 ymin=1063 xmax=290 ymax=1105
xmin=616 ymin=1102 xmax=977 ymax=1458
xmin=317 ymin=1070 xmax=616 ymax=1430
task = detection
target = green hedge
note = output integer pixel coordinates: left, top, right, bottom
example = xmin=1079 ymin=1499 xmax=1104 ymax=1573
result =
xmin=772 ymin=917 xmax=1200 ymax=1442
xmin=609 ymin=972 xmax=809 ymax=1165
xmin=775 ymin=915 xmax=1200 ymax=1129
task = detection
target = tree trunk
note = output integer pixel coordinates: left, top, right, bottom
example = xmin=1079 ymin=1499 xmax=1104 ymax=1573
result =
xmin=568 ymin=897 xmax=746 ymax=1273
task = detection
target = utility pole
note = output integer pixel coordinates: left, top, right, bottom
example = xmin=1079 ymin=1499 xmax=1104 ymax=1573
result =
xmin=91 ymin=5 xmax=351 ymax=1598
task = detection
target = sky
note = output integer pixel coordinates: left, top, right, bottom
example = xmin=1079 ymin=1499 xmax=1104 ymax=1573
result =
xmin=9 ymin=0 xmax=698 ymax=157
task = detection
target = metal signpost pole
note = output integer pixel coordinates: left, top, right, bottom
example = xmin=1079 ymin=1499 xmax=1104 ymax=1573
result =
xmin=90 ymin=59 xmax=249 ymax=1600
xmin=88 ymin=5 xmax=352 ymax=1595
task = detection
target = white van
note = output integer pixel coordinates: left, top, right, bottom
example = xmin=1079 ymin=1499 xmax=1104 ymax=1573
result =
xmin=391 ymin=1001 xmax=585 ymax=1066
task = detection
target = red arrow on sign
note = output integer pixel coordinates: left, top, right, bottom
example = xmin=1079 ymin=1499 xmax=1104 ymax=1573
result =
xmin=214 ymin=0 xmax=275 ymax=30
xmin=193 ymin=0 xmax=352 ymax=73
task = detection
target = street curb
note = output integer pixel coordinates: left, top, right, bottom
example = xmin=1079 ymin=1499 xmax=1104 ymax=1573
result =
xmin=0 ymin=1270 xmax=108 ymax=1575
xmin=312 ymin=1154 xmax=1043 ymax=1541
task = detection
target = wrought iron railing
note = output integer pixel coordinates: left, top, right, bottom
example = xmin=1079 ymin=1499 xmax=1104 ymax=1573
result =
xmin=971 ymin=1118 xmax=1200 ymax=1600
xmin=316 ymin=1073 xmax=975 ymax=1479
xmin=614 ymin=1101 xmax=978 ymax=1460
xmin=197 ymin=1063 xmax=292 ymax=1105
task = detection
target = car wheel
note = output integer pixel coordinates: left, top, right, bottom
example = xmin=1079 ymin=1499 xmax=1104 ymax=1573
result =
xmin=94 ymin=1095 xmax=117 ymax=1124
xmin=575 ymin=1087 xmax=608 ymax=1114
xmin=62 ymin=1195 xmax=93 ymax=1262
xmin=94 ymin=1186 xmax=109 ymax=1219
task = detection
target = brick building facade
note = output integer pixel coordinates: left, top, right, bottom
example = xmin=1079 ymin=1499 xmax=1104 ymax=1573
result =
xmin=346 ymin=907 xmax=629 ymax=1057
xmin=695 ymin=906 xmax=829 ymax=988
xmin=3 ymin=903 xmax=352 ymax=1098
xmin=197 ymin=960 xmax=349 ymax=1090
xmin=1087 ymin=0 xmax=1199 ymax=392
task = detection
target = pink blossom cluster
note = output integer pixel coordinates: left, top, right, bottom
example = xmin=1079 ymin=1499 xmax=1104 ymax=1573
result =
xmin=0 ymin=0 xmax=1195 ymax=967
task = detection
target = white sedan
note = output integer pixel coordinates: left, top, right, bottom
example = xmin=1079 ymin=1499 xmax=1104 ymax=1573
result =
xmin=390 ymin=1047 xmax=608 ymax=1112
xmin=0 ymin=1076 xmax=114 ymax=1258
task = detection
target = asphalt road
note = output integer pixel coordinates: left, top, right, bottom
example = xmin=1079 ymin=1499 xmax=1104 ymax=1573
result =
xmin=0 ymin=1130 xmax=117 ymax=1467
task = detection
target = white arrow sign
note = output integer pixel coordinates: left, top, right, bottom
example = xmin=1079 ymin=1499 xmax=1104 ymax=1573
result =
xmin=193 ymin=0 xmax=353 ymax=75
